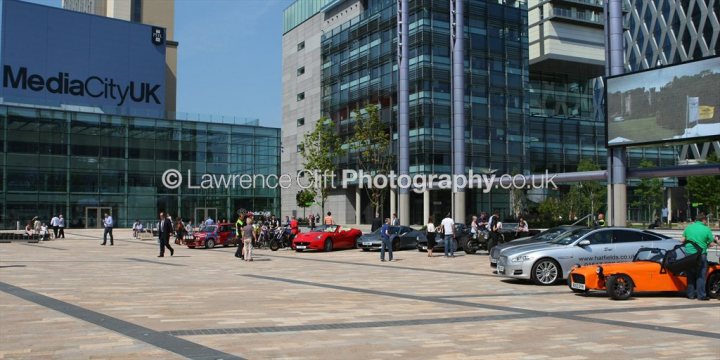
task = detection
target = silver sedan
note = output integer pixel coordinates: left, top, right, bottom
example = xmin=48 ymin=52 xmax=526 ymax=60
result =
xmin=496 ymin=227 xmax=679 ymax=285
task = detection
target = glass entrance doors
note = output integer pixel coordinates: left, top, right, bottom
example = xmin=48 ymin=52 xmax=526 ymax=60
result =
xmin=85 ymin=207 xmax=112 ymax=229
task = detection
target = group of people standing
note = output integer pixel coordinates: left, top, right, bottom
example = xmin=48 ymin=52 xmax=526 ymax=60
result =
xmin=24 ymin=214 xmax=65 ymax=241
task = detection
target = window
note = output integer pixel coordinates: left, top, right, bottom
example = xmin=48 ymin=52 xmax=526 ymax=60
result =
xmin=587 ymin=230 xmax=612 ymax=245
xmin=297 ymin=118 xmax=305 ymax=126
xmin=297 ymin=92 xmax=305 ymax=101
xmin=612 ymin=230 xmax=645 ymax=243
xmin=297 ymin=67 xmax=305 ymax=76
xmin=297 ymin=41 xmax=305 ymax=51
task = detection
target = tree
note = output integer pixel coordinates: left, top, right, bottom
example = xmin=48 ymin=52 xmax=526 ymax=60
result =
xmin=566 ymin=159 xmax=606 ymax=223
xmin=350 ymin=104 xmax=392 ymax=217
xmin=538 ymin=197 xmax=564 ymax=223
xmin=296 ymin=189 xmax=316 ymax=219
xmin=631 ymin=159 xmax=664 ymax=223
xmin=299 ymin=117 xmax=345 ymax=216
xmin=687 ymin=154 xmax=720 ymax=224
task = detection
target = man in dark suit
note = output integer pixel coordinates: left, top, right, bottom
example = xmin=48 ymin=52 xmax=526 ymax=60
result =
xmin=158 ymin=212 xmax=174 ymax=257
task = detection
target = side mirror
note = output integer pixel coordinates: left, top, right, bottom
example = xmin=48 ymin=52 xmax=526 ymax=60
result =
xmin=578 ymin=239 xmax=591 ymax=247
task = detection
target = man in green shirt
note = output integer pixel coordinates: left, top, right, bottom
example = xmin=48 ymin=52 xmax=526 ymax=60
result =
xmin=681 ymin=213 xmax=715 ymax=300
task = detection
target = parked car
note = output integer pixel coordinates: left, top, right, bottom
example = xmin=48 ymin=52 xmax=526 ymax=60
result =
xmin=184 ymin=223 xmax=237 ymax=249
xmin=568 ymin=247 xmax=720 ymax=300
xmin=496 ymin=227 xmax=678 ymax=285
xmin=490 ymin=225 xmax=587 ymax=266
xmin=292 ymin=225 xmax=363 ymax=252
xmin=416 ymin=223 xmax=472 ymax=253
xmin=357 ymin=226 xmax=425 ymax=251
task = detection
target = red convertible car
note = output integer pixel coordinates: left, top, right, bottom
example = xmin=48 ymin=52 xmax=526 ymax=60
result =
xmin=184 ymin=223 xmax=238 ymax=249
xmin=292 ymin=225 xmax=362 ymax=252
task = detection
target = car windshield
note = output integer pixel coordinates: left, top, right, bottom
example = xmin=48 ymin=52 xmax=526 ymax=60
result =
xmin=535 ymin=227 xmax=577 ymax=241
xmin=548 ymin=228 xmax=593 ymax=245
xmin=633 ymin=248 xmax=666 ymax=263
xmin=199 ymin=225 xmax=217 ymax=232
xmin=324 ymin=225 xmax=338 ymax=233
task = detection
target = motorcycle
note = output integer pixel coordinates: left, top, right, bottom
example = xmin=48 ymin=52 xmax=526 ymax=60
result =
xmin=269 ymin=226 xmax=293 ymax=251
xmin=464 ymin=229 xmax=505 ymax=254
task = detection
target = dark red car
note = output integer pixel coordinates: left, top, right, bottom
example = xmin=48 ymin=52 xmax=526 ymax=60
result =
xmin=184 ymin=223 xmax=237 ymax=249
xmin=292 ymin=225 xmax=362 ymax=252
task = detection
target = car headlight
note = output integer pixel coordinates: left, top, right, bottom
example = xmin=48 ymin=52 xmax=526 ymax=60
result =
xmin=510 ymin=255 xmax=531 ymax=263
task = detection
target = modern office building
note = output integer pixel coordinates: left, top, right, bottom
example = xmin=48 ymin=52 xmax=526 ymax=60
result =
xmin=62 ymin=0 xmax=179 ymax=116
xmin=0 ymin=104 xmax=280 ymax=229
xmin=1 ymin=0 xmax=280 ymax=228
xmin=283 ymin=0 xmax=529 ymax=224
xmin=526 ymin=0 xmax=608 ymax=173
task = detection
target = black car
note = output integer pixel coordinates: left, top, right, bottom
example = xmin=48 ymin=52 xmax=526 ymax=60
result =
xmin=416 ymin=223 xmax=473 ymax=253
xmin=357 ymin=226 xmax=425 ymax=251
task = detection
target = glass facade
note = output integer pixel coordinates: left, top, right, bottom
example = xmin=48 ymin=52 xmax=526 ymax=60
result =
xmin=283 ymin=0 xmax=334 ymax=34
xmin=0 ymin=104 xmax=280 ymax=228
xmin=319 ymin=0 xmax=529 ymax=221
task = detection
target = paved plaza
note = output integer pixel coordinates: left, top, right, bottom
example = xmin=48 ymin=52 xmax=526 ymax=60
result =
xmin=1 ymin=230 xmax=719 ymax=359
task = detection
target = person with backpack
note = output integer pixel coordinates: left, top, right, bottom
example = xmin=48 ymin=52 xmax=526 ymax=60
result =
xmin=681 ymin=213 xmax=715 ymax=300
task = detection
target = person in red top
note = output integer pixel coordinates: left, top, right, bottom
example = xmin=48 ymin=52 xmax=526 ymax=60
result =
xmin=290 ymin=216 xmax=299 ymax=239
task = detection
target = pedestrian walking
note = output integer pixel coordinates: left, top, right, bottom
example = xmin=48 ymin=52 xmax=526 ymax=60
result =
xmin=380 ymin=218 xmax=393 ymax=262
xmin=441 ymin=213 xmax=456 ymax=257
xmin=235 ymin=214 xmax=245 ymax=259
xmin=157 ymin=212 xmax=174 ymax=257
xmin=57 ymin=214 xmax=65 ymax=238
xmin=50 ymin=214 xmax=60 ymax=239
xmin=682 ymin=213 xmax=715 ymax=300
xmin=242 ymin=217 xmax=255 ymax=261
xmin=101 ymin=213 xmax=113 ymax=245
xmin=426 ymin=216 xmax=436 ymax=257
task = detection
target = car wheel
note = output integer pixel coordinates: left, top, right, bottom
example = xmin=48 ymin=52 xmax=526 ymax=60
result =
xmin=464 ymin=239 xmax=477 ymax=254
xmin=324 ymin=238 xmax=333 ymax=252
xmin=205 ymin=239 xmax=215 ymax=249
xmin=706 ymin=272 xmax=720 ymax=299
xmin=269 ymin=240 xmax=280 ymax=251
xmin=606 ymin=274 xmax=634 ymax=300
xmin=531 ymin=258 xmax=561 ymax=285
xmin=567 ymin=277 xmax=589 ymax=294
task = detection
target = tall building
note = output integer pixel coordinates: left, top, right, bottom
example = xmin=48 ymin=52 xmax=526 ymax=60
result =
xmin=1 ymin=0 xmax=280 ymax=228
xmin=623 ymin=0 xmax=719 ymax=71
xmin=62 ymin=0 xmax=178 ymax=116
xmin=283 ymin=0 xmax=529 ymax=224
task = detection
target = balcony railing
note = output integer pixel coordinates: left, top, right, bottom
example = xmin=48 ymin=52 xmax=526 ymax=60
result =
xmin=550 ymin=7 xmax=604 ymax=25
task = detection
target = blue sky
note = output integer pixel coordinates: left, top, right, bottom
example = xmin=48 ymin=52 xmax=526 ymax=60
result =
xmin=25 ymin=0 xmax=293 ymax=128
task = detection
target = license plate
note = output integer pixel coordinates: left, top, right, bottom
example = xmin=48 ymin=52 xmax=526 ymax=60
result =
xmin=497 ymin=265 xmax=505 ymax=273
xmin=363 ymin=242 xmax=373 ymax=246
xmin=296 ymin=245 xmax=306 ymax=249
xmin=571 ymin=282 xmax=586 ymax=290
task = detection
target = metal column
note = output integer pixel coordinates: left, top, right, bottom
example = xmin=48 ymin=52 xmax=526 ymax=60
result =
xmin=608 ymin=0 xmax=626 ymax=226
xmin=451 ymin=0 xmax=466 ymax=223
xmin=397 ymin=0 xmax=410 ymax=225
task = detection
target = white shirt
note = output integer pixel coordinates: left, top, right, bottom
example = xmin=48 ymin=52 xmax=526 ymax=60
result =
xmin=50 ymin=216 xmax=59 ymax=227
xmin=441 ymin=217 xmax=454 ymax=235
xmin=104 ymin=216 xmax=113 ymax=228
xmin=58 ymin=217 xmax=65 ymax=227
xmin=426 ymin=222 xmax=435 ymax=233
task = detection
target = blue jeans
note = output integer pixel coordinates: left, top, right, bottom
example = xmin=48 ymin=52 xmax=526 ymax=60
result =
xmin=687 ymin=253 xmax=708 ymax=298
xmin=444 ymin=234 xmax=455 ymax=256
xmin=380 ymin=236 xmax=393 ymax=261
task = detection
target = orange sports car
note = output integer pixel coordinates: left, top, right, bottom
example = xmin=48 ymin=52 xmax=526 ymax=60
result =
xmin=568 ymin=247 xmax=720 ymax=300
